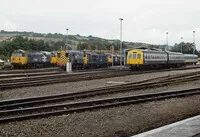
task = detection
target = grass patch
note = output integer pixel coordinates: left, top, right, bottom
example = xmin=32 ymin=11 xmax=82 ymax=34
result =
xmin=0 ymin=33 xmax=22 ymax=37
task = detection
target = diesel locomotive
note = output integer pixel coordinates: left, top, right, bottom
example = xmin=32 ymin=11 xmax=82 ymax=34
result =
xmin=11 ymin=49 xmax=57 ymax=68
xmin=57 ymin=50 xmax=112 ymax=69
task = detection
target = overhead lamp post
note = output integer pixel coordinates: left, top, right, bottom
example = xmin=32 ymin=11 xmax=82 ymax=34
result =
xmin=166 ymin=32 xmax=168 ymax=51
xmin=66 ymin=28 xmax=69 ymax=50
xmin=193 ymin=30 xmax=196 ymax=65
xmin=119 ymin=18 xmax=123 ymax=70
xmin=181 ymin=37 xmax=183 ymax=53
xmin=112 ymin=45 xmax=114 ymax=66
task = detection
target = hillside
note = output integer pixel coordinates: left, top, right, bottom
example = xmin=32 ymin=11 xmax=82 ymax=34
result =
xmin=0 ymin=30 xmax=164 ymax=50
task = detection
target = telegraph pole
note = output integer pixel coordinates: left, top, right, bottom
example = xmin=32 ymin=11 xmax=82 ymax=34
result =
xmin=193 ymin=30 xmax=195 ymax=65
xmin=66 ymin=28 xmax=69 ymax=50
xmin=181 ymin=37 xmax=183 ymax=53
xmin=166 ymin=32 xmax=168 ymax=51
xmin=119 ymin=18 xmax=123 ymax=70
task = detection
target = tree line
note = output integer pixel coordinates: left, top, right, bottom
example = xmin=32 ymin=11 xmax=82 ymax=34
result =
xmin=77 ymin=40 xmax=127 ymax=51
xmin=0 ymin=35 xmax=200 ymax=61
xmin=0 ymin=36 xmax=54 ymax=60
xmin=0 ymin=36 xmax=126 ymax=60
xmin=170 ymin=42 xmax=200 ymax=56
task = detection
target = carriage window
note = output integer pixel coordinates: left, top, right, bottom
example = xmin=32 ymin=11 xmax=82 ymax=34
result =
xmin=137 ymin=54 xmax=141 ymax=59
xmin=128 ymin=54 xmax=132 ymax=59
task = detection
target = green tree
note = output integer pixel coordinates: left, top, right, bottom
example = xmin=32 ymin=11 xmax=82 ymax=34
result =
xmin=0 ymin=36 xmax=53 ymax=59
xmin=171 ymin=42 xmax=198 ymax=54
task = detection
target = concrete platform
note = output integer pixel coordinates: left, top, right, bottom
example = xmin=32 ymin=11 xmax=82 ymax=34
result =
xmin=132 ymin=115 xmax=200 ymax=137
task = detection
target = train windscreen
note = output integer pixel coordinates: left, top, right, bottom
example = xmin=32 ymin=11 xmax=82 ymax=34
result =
xmin=12 ymin=51 xmax=25 ymax=57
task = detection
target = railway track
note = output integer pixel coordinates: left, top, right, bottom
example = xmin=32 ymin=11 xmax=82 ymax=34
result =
xmin=0 ymin=67 xmax=60 ymax=74
xmin=0 ymin=67 xmax=116 ymax=77
xmin=0 ymin=70 xmax=199 ymax=109
xmin=0 ymin=71 xmax=63 ymax=79
xmin=0 ymin=70 xmax=132 ymax=89
xmin=0 ymin=64 xmax=199 ymax=77
xmin=0 ymin=87 xmax=199 ymax=124
xmin=1 ymin=65 xmax=200 ymax=90
xmin=1 ymin=72 xmax=200 ymax=123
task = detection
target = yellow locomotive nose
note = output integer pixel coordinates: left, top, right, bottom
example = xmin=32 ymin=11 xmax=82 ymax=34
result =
xmin=11 ymin=56 xmax=27 ymax=65
xmin=12 ymin=57 xmax=21 ymax=63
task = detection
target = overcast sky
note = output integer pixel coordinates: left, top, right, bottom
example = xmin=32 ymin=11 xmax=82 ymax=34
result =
xmin=1 ymin=0 xmax=200 ymax=49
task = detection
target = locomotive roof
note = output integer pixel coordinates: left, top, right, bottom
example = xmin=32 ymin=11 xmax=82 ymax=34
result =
xmin=165 ymin=51 xmax=184 ymax=55
xmin=13 ymin=49 xmax=26 ymax=53
xmin=183 ymin=54 xmax=198 ymax=57
xmin=65 ymin=50 xmax=82 ymax=53
xmin=40 ymin=51 xmax=51 ymax=53
xmin=130 ymin=49 xmax=185 ymax=55
xmin=84 ymin=51 xmax=98 ymax=55
xmin=133 ymin=49 xmax=166 ymax=54
xmin=40 ymin=51 xmax=52 ymax=55
xmin=28 ymin=52 xmax=43 ymax=55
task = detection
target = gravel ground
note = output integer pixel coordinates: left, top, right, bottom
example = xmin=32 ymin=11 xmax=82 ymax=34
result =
xmin=0 ymin=95 xmax=200 ymax=137
xmin=63 ymin=79 xmax=200 ymax=105
xmin=1 ymin=68 xmax=200 ymax=100
xmin=1 ymin=68 xmax=200 ymax=137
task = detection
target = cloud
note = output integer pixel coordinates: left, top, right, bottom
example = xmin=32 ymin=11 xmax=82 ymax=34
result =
xmin=1 ymin=0 xmax=200 ymax=49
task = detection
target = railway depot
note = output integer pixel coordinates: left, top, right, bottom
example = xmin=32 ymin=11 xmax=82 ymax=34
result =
xmin=1 ymin=43 xmax=200 ymax=137
xmin=0 ymin=64 xmax=200 ymax=136
xmin=1 ymin=1 xmax=200 ymax=136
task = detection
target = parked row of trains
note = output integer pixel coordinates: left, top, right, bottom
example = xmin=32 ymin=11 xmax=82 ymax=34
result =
xmin=11 ymin=49 xmax=198 ymax=70
xmin=10 ymin=49 xmax=123 ymax=69
xmin=56 ymin=50 xmax=124 ymax=69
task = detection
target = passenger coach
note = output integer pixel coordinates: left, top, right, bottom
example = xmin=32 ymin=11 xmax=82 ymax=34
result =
xmin=184 ymin=54 xmax=198 ymax=65
xmin=126 ymin=49 xmax=198 ymax=70
xmin=127 ymin=49 xmax=167 ymax=70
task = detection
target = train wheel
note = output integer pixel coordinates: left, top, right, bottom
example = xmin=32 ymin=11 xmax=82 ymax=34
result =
xmin=13 ymin=65 xmax=18 ymax=69
xmin=130 ymin=66 xmax=134 ymax=71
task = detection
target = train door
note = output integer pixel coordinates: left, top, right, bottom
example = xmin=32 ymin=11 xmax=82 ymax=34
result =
xmin=124 ymin=49 xmax=131 ymax=66
xmin=136 ymin=53 xmax=142 ymax=64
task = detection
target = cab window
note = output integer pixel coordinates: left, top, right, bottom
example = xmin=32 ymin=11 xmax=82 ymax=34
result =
xmin=12 ymin=52 xmax=25 ymax=57
xmin=133 ymin=53 xmax=136 ymax=59
xmin=137 ymin=54 xmax=141 ymax=59
xmin=128 ymin=54 xmax=132 ymax=59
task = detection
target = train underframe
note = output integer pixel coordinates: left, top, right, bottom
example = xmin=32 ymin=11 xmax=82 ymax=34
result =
xmin=129 ymin=63 xmax=186 ymax=71
xmin=12 ymin=62 xmax=53 ymax=69
xmin=59 ymin=62 xmax=109 ymax=70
